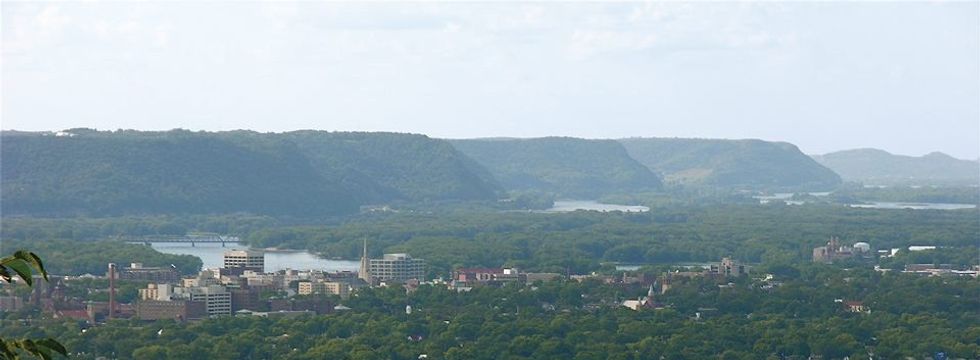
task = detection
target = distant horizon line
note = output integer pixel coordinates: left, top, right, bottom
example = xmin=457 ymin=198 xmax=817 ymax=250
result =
xmin=2 ymin=127 xmax=977 ymax=161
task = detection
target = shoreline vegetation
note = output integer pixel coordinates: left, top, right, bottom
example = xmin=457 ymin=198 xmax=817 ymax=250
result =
xmin=4 ymin=203 xmax=977 ymax=276
xmin=1 ymin=131 xmax=976 ymax=359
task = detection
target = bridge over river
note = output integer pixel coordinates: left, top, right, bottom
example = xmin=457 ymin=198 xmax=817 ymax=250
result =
xmin=121 ymin=234 xmax=241 ymax=247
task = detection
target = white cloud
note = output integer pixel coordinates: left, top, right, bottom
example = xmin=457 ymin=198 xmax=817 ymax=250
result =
xmin=35 ymin=4 xmax=71 ymax=34
xmin=567 ymin=30 xmax=658 ymax=59
xmin=561 ymin=3 xmax=799 ymax=61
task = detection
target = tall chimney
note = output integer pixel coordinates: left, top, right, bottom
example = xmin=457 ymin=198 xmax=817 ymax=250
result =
xmin=108 ymin=263 xmax=116 ymax=319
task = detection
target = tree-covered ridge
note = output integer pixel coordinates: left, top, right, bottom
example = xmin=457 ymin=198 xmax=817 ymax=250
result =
xmin=619 ymin=138 xmax=842 ymax=190
xmin=812 ymin=148 xmax=980 ymax=186
xmin=280 ymin=131 xmax=500 ymax=203
xmin=1 ymin=130 xmax=356 ymax=217
xmin=448 ymin=137 xmax=663 ymax=198
xmin=0 ymin=130 xmax=501 ymax=217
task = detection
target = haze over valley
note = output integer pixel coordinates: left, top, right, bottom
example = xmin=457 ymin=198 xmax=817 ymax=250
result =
xmin=5 ymin=129 xmax=976 ymax=218
xmin=1 ymin=2 xmax=978 ymax=359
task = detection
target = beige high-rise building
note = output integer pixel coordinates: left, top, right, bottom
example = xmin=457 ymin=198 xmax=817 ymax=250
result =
xmin=711 ymin=257 xmax=749 ymax=277
xmin=139 ymin=283 xmax=174 ymax=301
xmin=298 ymin=281 xmax=350 ymax=299
xmin=369 ymin=253 xmax=426 ymax=282
xmin=223 ymin=250 xmax=265 ymax=272
xmin=174 ymin=285 xmax=231 ymax=316
xmin=297 ymin=281 xmax=316 ymax=295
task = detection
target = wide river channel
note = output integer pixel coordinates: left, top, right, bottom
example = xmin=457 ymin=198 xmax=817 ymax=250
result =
xmin=150 ymin=242 xmax=360 ymax=272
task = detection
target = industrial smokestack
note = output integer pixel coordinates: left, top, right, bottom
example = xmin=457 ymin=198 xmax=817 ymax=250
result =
xmin=108 ymin=263 xmax=116 ymax=320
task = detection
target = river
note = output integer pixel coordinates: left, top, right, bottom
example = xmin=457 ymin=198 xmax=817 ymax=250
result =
xmin=544 ymin=200 xmax=649 ymax=213
xmin=149 ymin=242 xmax=360 ymax=272
xmin=753 ymin=193 xmax=976 ymax=210
xmin=848 ymin=202 xmax=977 ymax=210
xmin=613 ymin=262 xmax=713 ymax=271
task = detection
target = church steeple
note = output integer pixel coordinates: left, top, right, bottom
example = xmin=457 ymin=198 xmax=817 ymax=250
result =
xmin=358 ymin=239 xmax=371 ymax=284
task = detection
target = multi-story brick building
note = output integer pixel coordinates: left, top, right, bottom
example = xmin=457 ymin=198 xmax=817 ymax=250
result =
xmin=136 ymin=300 xmax=207 ymax=321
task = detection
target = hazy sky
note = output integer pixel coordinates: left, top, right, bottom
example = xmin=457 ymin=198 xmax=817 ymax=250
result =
xmin=3 ymin=2 xmax=978 ymax=158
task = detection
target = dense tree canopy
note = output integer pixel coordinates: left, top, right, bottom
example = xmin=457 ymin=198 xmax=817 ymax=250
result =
xmin=1 ymin=202 xmax=976 ymax=359
xmin=830 ymin=184 xmax=980 ymax=205
xmin=2 ymin=265 xmax=976 ymax=360
xmin=242 ymin=205 xmax=979 ymax=275
xmin=3 ymin=239 xmax=201 ymax=276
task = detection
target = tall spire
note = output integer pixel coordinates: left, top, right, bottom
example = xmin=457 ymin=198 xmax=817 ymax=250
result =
xmin=358 ymin=239 xmax=371 ymax=284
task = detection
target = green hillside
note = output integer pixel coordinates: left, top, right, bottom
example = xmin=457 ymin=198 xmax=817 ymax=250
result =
xmin=813 ymin=148 xmax=980 ymax=186
xmin=619 ymin=138 xmax=841 ymax=190
xmin=449 ymin=137 xmax=663 ymax=198
xmin=1 ymin=130 xmax=357 ymax=216
xmin=1 ymin=130 xmax=500 ymax=217
xmin=280 ymin=131 xmax=500 ymax=203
